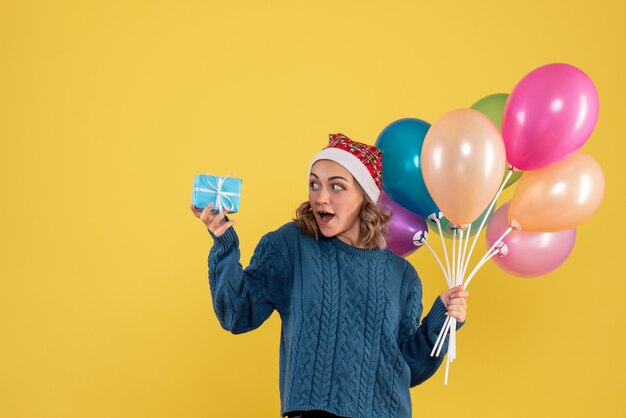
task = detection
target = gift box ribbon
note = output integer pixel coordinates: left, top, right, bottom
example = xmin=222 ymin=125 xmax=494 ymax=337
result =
xmin=193 ymin=175 xmax=240 ymax=215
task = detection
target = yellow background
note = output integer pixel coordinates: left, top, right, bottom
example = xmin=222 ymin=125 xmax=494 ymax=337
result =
xmin=1 ymin=1 xmax=624 ymax=417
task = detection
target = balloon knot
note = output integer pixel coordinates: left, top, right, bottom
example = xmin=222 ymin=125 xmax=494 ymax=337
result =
xmin=412 ymin=230 xmax=428 ymax=246
xmin=496 ymin=242 xmax=509 ymax=257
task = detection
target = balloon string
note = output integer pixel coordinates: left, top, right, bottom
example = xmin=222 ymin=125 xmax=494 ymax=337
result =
xmin=436 ymin=317 xmax=455 ymax=357
xmin=431 ymin=314 xmax=457 ymax=359
xmin=431 ymin=316 xmax=449 ymax=357
xmin=463 ymin=227 xmax=512 ymax=289
xmin=444 ymin=229 xmax=466 ymax=381
xmin=449 ymin=231 xmax=462 ymax=381
xmin=422 ymin=240 xmax=451 ymax=286
xmin=456 ymin=229 xmax=464 ymax=287
xmin=431 ymin=226 xmax=463 ymax=377
xmin=431 ymin=315 xmax=452 ymax=357
xmin=435 ymin=219 xmax=453 ymax=282
xmin=462 ymin=169 xmax=514 ymax=283
xmin=437 ymin=170 xmax=514 ymax=385
xmin=444 ymin=350 xmax=451 ymax=385
xmin=450 ymin=319 xmax=456 ymax=361
xmin=460 ymin=223 xmax=471 ymax=281
xmin=463 ymin=249 xmax=500 ymax=290
xmin=451 ymin=228 xmax=457 ymax=288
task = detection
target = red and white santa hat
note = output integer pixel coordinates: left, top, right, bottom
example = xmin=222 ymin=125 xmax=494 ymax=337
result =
xmin=308 ymin=133 xmax=383 ymax=203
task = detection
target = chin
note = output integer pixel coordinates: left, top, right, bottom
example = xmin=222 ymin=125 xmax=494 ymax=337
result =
xmin=317 ymin=228 xmax=334 ymax=238
xmin=316 ymin=223 xmax=336 ymax=238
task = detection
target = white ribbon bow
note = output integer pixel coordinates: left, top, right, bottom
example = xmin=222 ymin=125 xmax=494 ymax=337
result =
xmin=194 ymin=174 xmax=240 ymax=216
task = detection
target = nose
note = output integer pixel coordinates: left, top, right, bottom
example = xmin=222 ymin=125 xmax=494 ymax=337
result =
xmin=315 ymin=187 xmax=330 ymax=205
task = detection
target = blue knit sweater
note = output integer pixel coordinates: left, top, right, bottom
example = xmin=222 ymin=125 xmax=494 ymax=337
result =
xmin=208 ymin=221 xmax=462 ymax=418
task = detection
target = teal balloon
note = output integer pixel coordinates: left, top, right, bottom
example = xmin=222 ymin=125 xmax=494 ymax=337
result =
xmin=429 ymin=205 xmax=494 ymax=239
xmin=471 ymin=93 xmax=523 ymax=190
xmin=375 ymin=118 xmax=439 ymax=219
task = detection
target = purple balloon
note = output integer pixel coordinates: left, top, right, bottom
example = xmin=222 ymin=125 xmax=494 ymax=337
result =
xmin=486 ymin=202 xmax=576 ymax=278
xmin=502 ymin=63 xmax=599 ymax=171
xmin=378 ymin=191 xmax=428 ymax=257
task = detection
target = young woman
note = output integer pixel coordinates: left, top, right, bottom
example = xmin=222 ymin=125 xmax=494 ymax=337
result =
xmin=190 ymin=133 xmax=469 ymax=418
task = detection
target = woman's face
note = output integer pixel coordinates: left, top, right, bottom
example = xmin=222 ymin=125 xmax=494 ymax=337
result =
xmin=309 ymin=160 xmax=364 ymax=246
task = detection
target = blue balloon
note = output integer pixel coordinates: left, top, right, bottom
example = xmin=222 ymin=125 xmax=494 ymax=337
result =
xmin=375 ymin=118 xmax=439 ymax=219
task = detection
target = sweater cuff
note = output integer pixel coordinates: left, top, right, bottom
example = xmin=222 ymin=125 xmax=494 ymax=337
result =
xmin=424 ymin=297 xmax=448 ymax=336
xmin=423 ymin=297 xmax=465 ymax=338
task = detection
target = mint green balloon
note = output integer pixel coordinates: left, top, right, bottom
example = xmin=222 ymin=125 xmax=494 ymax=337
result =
xmin=471 ymin=93 xmax=508 ymax=130
xmin=471 ymin=93 xmax=523 ymax=190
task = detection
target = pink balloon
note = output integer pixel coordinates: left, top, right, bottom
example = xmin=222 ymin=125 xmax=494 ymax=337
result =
xmin=486 ymin=202 xmax=576 ymax=278
xmin=378 ymin=191 xmax=428 ymax=258
xmin=502 ymin=63 xmax=599 ymax=171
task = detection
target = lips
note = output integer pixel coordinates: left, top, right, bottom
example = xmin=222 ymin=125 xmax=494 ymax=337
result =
xmin=317 ymin=210 xmax=335 ymax=225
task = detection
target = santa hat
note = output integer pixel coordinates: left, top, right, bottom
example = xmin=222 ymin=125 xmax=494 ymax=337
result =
xmin=308 ymin=133 xmax=383 ymax=203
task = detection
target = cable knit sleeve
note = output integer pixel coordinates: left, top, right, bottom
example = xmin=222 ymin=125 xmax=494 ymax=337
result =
xmin=207 ymin=225 xmax=289 ymax=334
xmin=398 ymin=264 xmax=465 ymax=387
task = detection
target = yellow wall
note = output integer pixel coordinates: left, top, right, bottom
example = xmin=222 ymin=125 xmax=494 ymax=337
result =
xmin=1 ymin=1 xmax=624 ymax=417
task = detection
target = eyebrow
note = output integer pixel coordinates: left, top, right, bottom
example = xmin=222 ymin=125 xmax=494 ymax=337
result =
xmin=310 ymin=173 xmax=349 ymax=182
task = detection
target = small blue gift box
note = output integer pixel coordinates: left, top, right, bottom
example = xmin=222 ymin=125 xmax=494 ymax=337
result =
xmin=192 ymin=174 xmax=242 ymax=214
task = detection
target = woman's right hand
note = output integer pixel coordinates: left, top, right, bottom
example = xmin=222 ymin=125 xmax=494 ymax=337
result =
xmin=190 ymin=202 xmax=236 ymax=237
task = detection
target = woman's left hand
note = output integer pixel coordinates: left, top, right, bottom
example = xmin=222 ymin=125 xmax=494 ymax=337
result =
xmin=440 ymin=285 xmax=469 ymax=323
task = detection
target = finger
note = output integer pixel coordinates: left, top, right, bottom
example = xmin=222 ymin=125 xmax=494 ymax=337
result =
xmin=202 ymin=202 xmax=215 ymax=216
xmin=447 ymin=306 xmax=467 ymax=320
xmin=446 ymin=309 xmax=466 ymax=322
xmin=450 ymin=290 xmax=469 ymax=301
xmin=211 ymin=210 xmax=229 ymax=229
xmin=448 ymin=307 xmax=466 ymax=317
xmin=447 ymin=299 xmax=466 ymax=310
xmin=190 ymin=204 xmax=201 ymax=217
xmin=445 ymin=310 xmax=465 ymax=321
xmin=449 ymin=293 xmax=468 ymax=303
xmin=210 ymin=211 xmax=223 ymax=228
xmin=448 ymin=301 xmax=466 ymax=311
xmin=201 ymin=212 xmax=215 ymax=226
xmin=200 ymin=203 xmax=214 ymax=222
xmin=449 ymin=299 xmax=467 ymax=309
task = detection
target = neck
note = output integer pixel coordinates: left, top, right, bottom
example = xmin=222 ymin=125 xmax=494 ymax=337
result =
xmin=336 ymin=232 xmax=366 ymax=249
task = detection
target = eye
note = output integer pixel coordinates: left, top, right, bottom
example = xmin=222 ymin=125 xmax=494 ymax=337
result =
xmin=332 ymin=184 xmax=344 ymax=191
xmin=309 ymin=181 xmax=319 ymax=190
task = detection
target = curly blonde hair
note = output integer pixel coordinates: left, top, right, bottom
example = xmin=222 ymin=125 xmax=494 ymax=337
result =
xmin=293 ymin=181 xmax=392 ymax=250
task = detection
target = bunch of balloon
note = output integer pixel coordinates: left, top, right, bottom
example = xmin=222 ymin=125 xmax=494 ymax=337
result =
xmin=412 ymin=63 xmax=601 ymax=385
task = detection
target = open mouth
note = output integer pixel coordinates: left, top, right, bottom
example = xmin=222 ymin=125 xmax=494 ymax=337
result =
xmin=318 ymin=210 xmax=335 ymax=224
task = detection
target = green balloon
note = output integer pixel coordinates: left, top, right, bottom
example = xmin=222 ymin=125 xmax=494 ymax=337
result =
xmin=471 ymin=93 xmax=523 ymax=190
xmin=471 ymin=93 xmax=508 ymax=130
xmin=504 ymin=169 xmax=523 ymax=189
